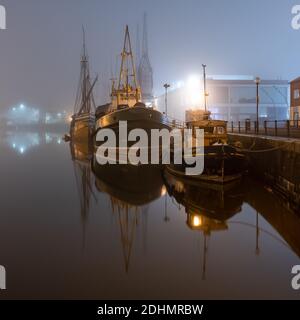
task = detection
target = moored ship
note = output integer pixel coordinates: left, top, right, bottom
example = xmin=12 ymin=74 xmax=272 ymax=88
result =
xmin=70 ymin=28 xmax=98 ymax=142
xmin=166 ymin=110 xmax=247 ymax=184
xmin=94 ymin=26 xmax=170 ymax=147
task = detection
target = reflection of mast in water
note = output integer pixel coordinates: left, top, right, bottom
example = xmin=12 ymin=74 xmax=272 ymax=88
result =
xmin=163 ymin=169 xmax=244 ymax=280
xmin=202 ymin=234 xmax=208 ymax=281
xmin=110 ymin=199 xmax=139 ymax=273
xmin=73 ymin=160 xmax=93 ymax=221
xmin=92 ymin=162 xmax=165 ymax=272
xmin=71 ymin=142 xmax=95 ymax=249
xmin=255 ymin=211 xmax=260 ymax=256
xmin=118 ymin=206 xmax=138 ymax=272
xmin=164 ymin=195 xmax=170 ymax=223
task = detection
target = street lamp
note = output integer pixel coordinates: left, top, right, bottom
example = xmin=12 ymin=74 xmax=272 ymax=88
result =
xmin=163 ymin=83 xmax=171 ymax=116
xmin=254 ymin=77 xmax=261 ymax=133
xmin=202 ymin=64 xmax=208 ymax=111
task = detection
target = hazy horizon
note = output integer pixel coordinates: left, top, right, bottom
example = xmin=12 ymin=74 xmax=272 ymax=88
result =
xmin=0 ymin=0 xmax=300 ymax=112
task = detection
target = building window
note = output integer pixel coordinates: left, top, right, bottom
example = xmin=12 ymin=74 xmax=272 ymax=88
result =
xmin=294 ymin=89 xmax=300 ymax=99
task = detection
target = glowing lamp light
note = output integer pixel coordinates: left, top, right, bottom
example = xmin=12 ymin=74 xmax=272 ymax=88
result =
xmin=19 ymin=147 xmax=25 ymax=154
xmin=20 ymin=104 xmax=25 ymax=110
xmin=186 ymin=75 xmax=202 ymax=107
xmin=187 ymin=75 xmax=201 ymax=89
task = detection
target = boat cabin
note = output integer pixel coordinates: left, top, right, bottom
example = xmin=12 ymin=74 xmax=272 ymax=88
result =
xmin=186 ymin=119 xmax=228 ymax=146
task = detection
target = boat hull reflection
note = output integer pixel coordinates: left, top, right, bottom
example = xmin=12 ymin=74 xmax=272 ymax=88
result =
xmin=163 ymin=169 xmax=244 ymax=222
xmin=92 ymin=160 xmax=165 ymax=207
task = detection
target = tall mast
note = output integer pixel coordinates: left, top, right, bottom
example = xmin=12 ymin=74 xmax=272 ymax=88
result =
xmin=81 ymin=26 xmax=89 ymax=113
xmin=118 ymin=25 xmax=138 ymax=91
xmin=74 ymin=27 xmax=97 ymax=115
xmin=136 ymin=23 xmax=141 ymax=68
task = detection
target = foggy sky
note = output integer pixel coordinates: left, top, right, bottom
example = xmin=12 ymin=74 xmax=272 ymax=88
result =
xmin=0 ymin=0 xmax=299 ymax=112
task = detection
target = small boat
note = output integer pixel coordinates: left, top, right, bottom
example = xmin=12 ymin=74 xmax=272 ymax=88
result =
xmin=94 ymin=26 xmax=170 ymax=147
xmin=70 ymin=28 xmax=98 ymax=143
xmin=166 ymin=110 xmax=247 ymax=184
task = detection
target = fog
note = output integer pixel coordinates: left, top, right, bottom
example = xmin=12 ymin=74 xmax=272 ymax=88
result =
xmin=0 ymin=0 xmax=299 ymax=112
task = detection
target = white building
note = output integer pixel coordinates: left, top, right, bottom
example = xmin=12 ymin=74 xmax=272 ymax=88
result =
xmin=156 ymin=75 xmax=290 ymax=122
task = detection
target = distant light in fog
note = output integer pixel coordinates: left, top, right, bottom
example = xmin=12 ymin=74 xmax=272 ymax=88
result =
xmin=20 ymin=104 xmax=25 ymax=110
xmin=186 ymin=75 xmax=202 ymax=108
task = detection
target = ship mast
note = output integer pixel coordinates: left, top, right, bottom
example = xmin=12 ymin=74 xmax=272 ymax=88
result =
xmin=116 ymin=25 xmax=141 ymax=106
xmin=74 ymin=27 xmax=97 ymax=115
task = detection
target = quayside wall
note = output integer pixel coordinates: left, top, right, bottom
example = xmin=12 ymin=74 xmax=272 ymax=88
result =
xmin=228 ymin=133 xmax=300 ymax=210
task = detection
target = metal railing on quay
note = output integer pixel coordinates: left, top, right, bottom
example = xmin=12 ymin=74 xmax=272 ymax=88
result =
xmin=228 ymin=120 xmax=300 ymax=138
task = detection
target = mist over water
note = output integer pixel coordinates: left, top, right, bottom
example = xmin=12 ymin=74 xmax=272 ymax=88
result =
xmin=0 ymin=128 xmax=299 ymax=299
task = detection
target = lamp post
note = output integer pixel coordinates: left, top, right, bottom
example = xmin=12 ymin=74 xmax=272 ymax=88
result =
xmin=254 ymin=77 xmax=261 ymax=133
xmin=163 ymin=83 xmax=170 ymax=116
xmin=202 ymin=64 xmax=208 ymax=112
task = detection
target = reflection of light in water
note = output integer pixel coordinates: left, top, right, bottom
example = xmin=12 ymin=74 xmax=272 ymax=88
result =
xmin=6 ymin=132 xmax=40 ymax=155
xmin=45 ymin=133 xmax=63 ymax=144
xmin=6 ymin=131 xmax=64 ymax=154
xmin=161 ymin=185 xmax=167 ymax=196
xmin=45 ymin=133 xmax=51 ymax=143
xmin=192 ymin=215 xmax=202 ymax=227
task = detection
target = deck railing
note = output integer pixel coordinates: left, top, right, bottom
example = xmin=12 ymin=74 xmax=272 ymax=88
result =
xmin=165 ymin=116 xmax=186 ymax=129
xmin=228 ymin=120 xmax=300 ymax=138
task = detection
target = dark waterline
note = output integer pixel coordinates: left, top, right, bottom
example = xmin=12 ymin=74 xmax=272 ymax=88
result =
xmin=0 ymin=129 xmax=299 ymax=299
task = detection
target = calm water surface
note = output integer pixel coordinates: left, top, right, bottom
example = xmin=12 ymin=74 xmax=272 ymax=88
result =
xmin=0 ymin=129 xmax=300 ymax=299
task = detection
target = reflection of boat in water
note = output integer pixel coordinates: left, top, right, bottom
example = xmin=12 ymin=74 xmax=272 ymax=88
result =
xmin=164 ymin=168 xmax=244 ymax=279
xmin=167 ymin=110 xmax=246 ymax=185
xmin=92 ymin=160 xmax=165 ymax=271
xmin=70 ymin=141 xmax=94 ymax=226
xmin=164 ymin=169 xmax=244 ymax=223
xmin=70 ymin=28 xmax=98 ymax=142
xmin=92 ymin=160 xmax=164 ymax=207
xmin=95 ymin=26 xmax=169 ymax=147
